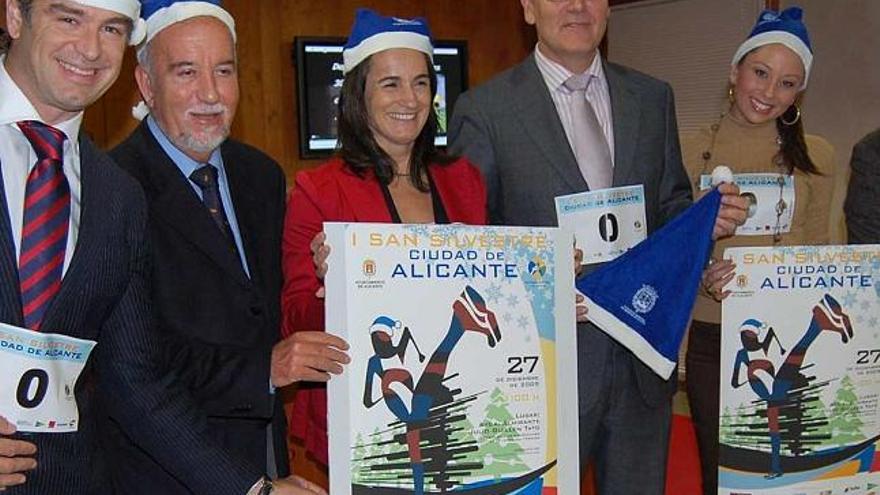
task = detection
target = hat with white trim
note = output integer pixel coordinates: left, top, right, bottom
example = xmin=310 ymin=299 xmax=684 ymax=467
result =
xmin=76 ymin=0 xmax=146 ymax=45
xmin=131 ymin=0 xmax=236 ymax=120
xmin=731 ymin=6 xmax=813 ymax=88
xmin=342 ymin=8 xmax=433 ymax=75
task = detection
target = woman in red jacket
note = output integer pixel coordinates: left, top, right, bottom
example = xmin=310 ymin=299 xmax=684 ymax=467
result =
xmin=280 ymin=9 xmax=487 ymax=469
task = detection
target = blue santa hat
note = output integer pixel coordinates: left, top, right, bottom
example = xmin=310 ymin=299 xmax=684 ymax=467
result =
xmin=131 ymin=0 xmax=236 ymax=120
xmin=369 ymin=316 xmax=399 ymax=335
xmin=342 ymin=8 xmax=433 ymax=75
xmin=731 ymin=6 xmax=813 ymax=88
xmin=576 ymin=187 xmax=723 ymax=379
xmin=73 ymin=0 xmax=146 ymax=44
xmin=138 ymin=0 xmax=236 ymax=50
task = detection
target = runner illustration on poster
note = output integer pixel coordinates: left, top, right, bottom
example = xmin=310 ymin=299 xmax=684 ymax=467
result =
xmin=720 ymin=245 xmax=880 ymax=495
xmin=361 ymin=287 xmax=502 ymax=495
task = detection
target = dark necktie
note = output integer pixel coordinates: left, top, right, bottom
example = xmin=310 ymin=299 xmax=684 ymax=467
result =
xmin=189 ymin=164 xmax=236 ymax=247
xmin=16 ymin=120 xmax=69 ymax=330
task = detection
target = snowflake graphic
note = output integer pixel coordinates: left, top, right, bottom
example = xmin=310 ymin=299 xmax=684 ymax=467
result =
xmin=842 ymin=291 xmax=858 ymax=307
xmin=485 ymin=283 xmax=503 ymax=304
xmin=502 ymin=312 xmax=514 ymax=324
xmin=517 ymin=315 xmax=530 ymax=329
xmin=855 ymin=314 xmax=865 ymax=324
xmin=868 ymin=316 xmax=878 ymax=328
xmin=506 ymin=294 xmax=520 ymax=307
xmin=860 ymin=299 xmax=871 ymax=311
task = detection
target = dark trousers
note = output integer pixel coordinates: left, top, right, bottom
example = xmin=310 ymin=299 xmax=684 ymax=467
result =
xmin=579 ymin=341 xmax=673 ymax=495
xmin=685 ymin=320 xmax=722 ymax=495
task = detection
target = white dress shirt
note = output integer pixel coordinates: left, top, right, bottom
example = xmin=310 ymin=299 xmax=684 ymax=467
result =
xmin=533 ymin=43 xmax=616 ymax=165
xmin=0 ymin=55 xmax=83 ymax=275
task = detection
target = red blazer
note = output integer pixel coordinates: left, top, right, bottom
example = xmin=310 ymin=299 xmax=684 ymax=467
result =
xmin=281 ymin=156 xmax=487 ymax=464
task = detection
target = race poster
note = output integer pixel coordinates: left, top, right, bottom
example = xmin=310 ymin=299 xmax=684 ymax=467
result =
xmin=719 ymin=245 xmax=880 ymax=495
xmin=325 ymin=223 xmax=579 ymax=495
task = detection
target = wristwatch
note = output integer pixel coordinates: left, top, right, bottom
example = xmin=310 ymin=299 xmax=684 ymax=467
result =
xmin=247 ymin=476 xmax=273 ymax=495
xmin=258 ymin=478 xmax=274 ymax=495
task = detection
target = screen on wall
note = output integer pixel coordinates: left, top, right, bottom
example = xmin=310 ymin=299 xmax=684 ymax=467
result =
xmin=294 ymin=37 xmax=468 ymax=159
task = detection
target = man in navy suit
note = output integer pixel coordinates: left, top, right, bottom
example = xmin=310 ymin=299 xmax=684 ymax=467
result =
xmin=106 ymin=2 xmax=347 ymax=494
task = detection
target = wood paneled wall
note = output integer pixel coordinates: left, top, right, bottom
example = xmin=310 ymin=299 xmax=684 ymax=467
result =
xmin=2 ymin=1 xmax=535 ymax=181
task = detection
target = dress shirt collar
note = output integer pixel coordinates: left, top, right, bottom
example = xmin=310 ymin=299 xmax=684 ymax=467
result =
xmin=534 ymin=43 xmax=606 ymax=94
xmin=0 ymin=55 xmax=83 ymax=148
xmin=146 ymin=115 xmax=224 ymax=177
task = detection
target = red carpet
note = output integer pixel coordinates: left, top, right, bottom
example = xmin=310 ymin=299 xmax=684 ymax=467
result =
xmin=665 ymin=414 xmax=702 ymax=495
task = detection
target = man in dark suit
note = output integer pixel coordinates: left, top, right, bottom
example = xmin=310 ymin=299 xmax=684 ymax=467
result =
xmin=845 ymin=128 xmax=880 ymax=244
xmin=0 ymin=0 xmax=150 ymax=491
xmin=449 ymin=1 xmax=746 ymax=493
xmin=106 ymin=2 xmax=345 ymax=494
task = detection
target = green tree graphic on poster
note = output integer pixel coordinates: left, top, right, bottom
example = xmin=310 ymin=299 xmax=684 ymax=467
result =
xmin=798 ymin=392 xmax=832 ymax=452
xmin=479 ymin=387 xmax=527 ymax=479
xmin=826 ymin=375 xmax=866 ymax=446
xmin=723 ymin=403 xmax=766 ymax=450
xmin=351 ymin=433 xmax=367 ymax=483
xmin=447 ymin=415 xmax=484 ymax=472
xmin=385 ymin=429 xmax=411 ymax=487
xmin=719 ymin=406 xmax=737 ymax=445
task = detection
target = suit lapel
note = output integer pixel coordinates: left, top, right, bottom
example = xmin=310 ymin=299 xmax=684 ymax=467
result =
xmin=221 ymin=143 xmax=261 ymax=283
xmin=509 ymin=55 xmax=587 ymax=192
xmin=605 ymin=63 xmax=641 ymax=187
xmin=139 ymin=126 xmax=250 ymax=286
xmin=0 ymin=158 xmax=24 ymax=325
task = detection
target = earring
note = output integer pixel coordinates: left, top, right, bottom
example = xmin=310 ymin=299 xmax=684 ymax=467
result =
xmin=781 ymin=104 xmax=801 ymax=126
xmin=728 ymin=86 xmax=735 ymax=103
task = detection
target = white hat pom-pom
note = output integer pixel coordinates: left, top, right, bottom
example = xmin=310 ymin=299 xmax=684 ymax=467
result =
xmin=711 ymin=165 xmax=734 ymax=186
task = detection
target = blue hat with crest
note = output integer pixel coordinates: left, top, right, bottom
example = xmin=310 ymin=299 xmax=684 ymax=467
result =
xmin=342 ymin=8 xmax=433 ymax=75
xmin=732 ymin=6 xmax=813 ymax=88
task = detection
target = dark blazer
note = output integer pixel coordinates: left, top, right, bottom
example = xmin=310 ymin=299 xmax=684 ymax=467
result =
xmin=0 ymin=136 xmax=148 ymax=494
xmin=845 ymin=128 xmax=880 ymax=244
xmin=105 ymin=122 xmax=288 ymax=493
xmin=449 ymin=55 xmax=692 ymax=410
xmin=280 ymin=156 xmax=487 ymax=465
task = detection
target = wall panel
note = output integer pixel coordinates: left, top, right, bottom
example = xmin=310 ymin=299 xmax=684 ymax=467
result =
xmin=0 ymin=1 xmax=530 ymax=182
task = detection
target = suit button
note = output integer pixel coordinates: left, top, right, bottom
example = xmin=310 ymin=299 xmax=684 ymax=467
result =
xmin=250 ymin=306 xmax=263 ymax=316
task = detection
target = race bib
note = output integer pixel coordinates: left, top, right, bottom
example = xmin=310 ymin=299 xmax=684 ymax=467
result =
xmin=0 ymin=322 xmax=96 ymax=433
xmin=700 ymin=173 xmax=795 ymax=236
xmin=555 ymin=185 xmax=647 ymax=264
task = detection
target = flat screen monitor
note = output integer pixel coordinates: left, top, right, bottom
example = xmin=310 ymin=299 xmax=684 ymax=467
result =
xmin=294 ymin=37 xmax=468 ymax=159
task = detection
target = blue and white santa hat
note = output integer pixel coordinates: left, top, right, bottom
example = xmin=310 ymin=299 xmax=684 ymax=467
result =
xmin=370 ymin=316 xmax=400 ymax=335
xmin=138 ymin=0 xmax=236 ymax=51
xmin=731 ymin=6 xmax=813 ymax=88
xmin=342 ymin=8 xmax=433 ymax=75
xmin=75 ymin=0 xmax=146 ymax=45
xmin=576 ymin=172 xmax=729 ymax=379
xmin=132 ymin=0 xmax=236 ymax=120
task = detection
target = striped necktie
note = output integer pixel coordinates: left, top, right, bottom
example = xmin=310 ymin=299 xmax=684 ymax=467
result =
xmin=16 ymin=120 xmax=69 ymax=330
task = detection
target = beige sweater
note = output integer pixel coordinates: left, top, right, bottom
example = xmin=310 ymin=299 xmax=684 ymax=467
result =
xmin=682 ymin=114 xmax=835 ymax=324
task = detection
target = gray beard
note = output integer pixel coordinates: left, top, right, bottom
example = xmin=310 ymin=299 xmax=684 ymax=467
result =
xmin=174 ymin=127 xmax=229 ymax=157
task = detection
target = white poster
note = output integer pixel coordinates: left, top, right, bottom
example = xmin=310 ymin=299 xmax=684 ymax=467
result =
xmin=325 ymin=223 xmax=579 ymax=495
xmin=719 ymin=245 xmax=880 ymax=495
